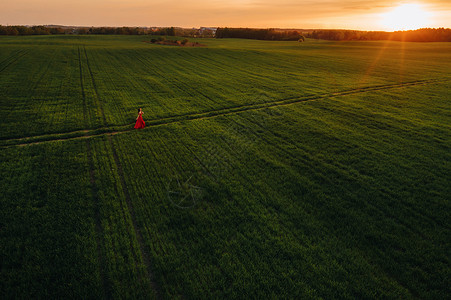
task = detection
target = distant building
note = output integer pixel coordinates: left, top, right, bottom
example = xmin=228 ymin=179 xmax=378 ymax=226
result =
xmin=199 ymin=27 xmax=217 ymax=36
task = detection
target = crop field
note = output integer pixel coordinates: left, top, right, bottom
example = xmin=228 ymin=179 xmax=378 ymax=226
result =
xmin=1 ymin=35 xmax=450 ymax=298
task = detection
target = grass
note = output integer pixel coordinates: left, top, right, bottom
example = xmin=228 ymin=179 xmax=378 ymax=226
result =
xmin=1 ymin=35 xmax=450 ymax=299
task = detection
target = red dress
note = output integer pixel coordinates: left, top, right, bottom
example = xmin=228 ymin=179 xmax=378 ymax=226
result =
xmin=134 ymin=112 xmax=145 ymax=129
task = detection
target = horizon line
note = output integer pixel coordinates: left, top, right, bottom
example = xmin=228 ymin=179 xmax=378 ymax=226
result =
xmin=1 ymin=24 xmax=450 ymax=33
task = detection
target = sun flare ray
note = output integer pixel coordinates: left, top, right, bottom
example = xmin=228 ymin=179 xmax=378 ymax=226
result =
xmin=380 ymin=3 xmax=433 ymax=31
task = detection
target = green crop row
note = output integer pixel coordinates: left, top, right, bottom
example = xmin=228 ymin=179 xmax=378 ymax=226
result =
xmin=2 ymin=36 xmax=450 ymax=140
xmin=1 ymin=35 xmax=450 ymax=298
xmin=0 ymin=141 xmax=101 ymax=297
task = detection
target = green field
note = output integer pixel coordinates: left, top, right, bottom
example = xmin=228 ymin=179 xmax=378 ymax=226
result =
xmin=1 ymin=35 xmax=450 ymax=299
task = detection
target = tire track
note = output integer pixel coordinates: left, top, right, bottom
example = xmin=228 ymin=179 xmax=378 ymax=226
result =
xmin=0 ymin=49 xmax=29 ymax=73
xmin=79 ymin=46 xmax=88 ymax=125
xmin=84 ymin=46 xmax=161 ymax=297
xmin=0 ymin=51 xmax=20 ymax=67
xmin=1 ymin=78 xmax=446 ymax=148
xmin=32 ymin=48 xmax=58 ymax=113
xmin=84 ymin=46 xmax=107 ymax=125
xmin=79 ymin=45 xmax=112 ymax=299
xmin=107 ymin=135 xmax=162 ymax=299
xmin=86 ymin=139 xmax=111 ymax=299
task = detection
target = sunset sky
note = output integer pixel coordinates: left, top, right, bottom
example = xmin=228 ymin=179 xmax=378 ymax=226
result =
xmin=1 ymin=0 xmax=450 ymax=31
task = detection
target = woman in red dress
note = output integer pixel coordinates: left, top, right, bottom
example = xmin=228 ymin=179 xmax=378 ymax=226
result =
xmin=134 ymin=108 xmax=145 ymax=129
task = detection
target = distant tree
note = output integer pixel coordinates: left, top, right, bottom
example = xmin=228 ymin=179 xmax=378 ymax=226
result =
xmin=77 ymin=28 xmax=89 ymax=34
xmin=16 ymin=26 xmax=33 ymax=35
xmin=175 ymin=27 xmax=197 ymax=37
xmin=7 ymin=27 xmax=19 ymax=36
xmin=1 ymin=25 xmax=449 ymax=41
xmin=49 ymin=27 xmax=65 ymax=35
xmin=115 ymin=27 xmax=126 ymax=35
xmin=31 ymin=26 xmax=50 ymax=35
xmin=306 ymin=28 xmax=451 ymax=42
xmin=216 ymin=27 xmax=301 ymax=41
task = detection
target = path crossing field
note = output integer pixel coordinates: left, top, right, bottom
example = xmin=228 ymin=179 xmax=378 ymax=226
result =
xmin=1 ymin=35 xmax=450 ymax=298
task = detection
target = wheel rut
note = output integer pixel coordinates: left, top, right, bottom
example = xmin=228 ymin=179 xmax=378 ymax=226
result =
xmin=107 ymin=135 xmax=162 ymax=299
xmin=83 ymin=46 xmax=161 ymax=297
xmin=79 ymin=45 xmax=111 ymax=299
xmin=0 ymin=78 xmax=447 ymax=148
xmin=83 ymin=46 xmax=107 ymax=125
xmin=0 ymin=50 xmax=29 ymax=73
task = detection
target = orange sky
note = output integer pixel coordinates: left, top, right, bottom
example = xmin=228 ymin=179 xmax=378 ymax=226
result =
xmin=1 ymin=0 xmax=450 ymax=30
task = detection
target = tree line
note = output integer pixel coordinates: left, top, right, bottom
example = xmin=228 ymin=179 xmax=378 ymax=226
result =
xmin=0 ymin=26 xmax=177 ymax=36
xmin=0 ymin=26 xmax=68 ymax=35
xmin=2 ymin=25 xmax=449 ymax=42
xmin=307 ymin=28 xmax=451 ymax=42
xmin=215 ymin=28 xmax=304 ymax=41
xmin=0 ymin=25 xmax=215 ymax=37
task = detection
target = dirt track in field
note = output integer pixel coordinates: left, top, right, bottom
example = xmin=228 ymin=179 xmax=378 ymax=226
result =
xmin=0 ymin=78 xmax=446 ymax=148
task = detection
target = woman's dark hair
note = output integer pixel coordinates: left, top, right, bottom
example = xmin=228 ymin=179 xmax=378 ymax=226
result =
xmin=138 ymin=108 xmax=141 ymax=113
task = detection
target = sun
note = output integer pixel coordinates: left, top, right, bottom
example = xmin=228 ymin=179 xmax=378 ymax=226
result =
xmin=380 ymin=3 xmax=432 ymax=31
